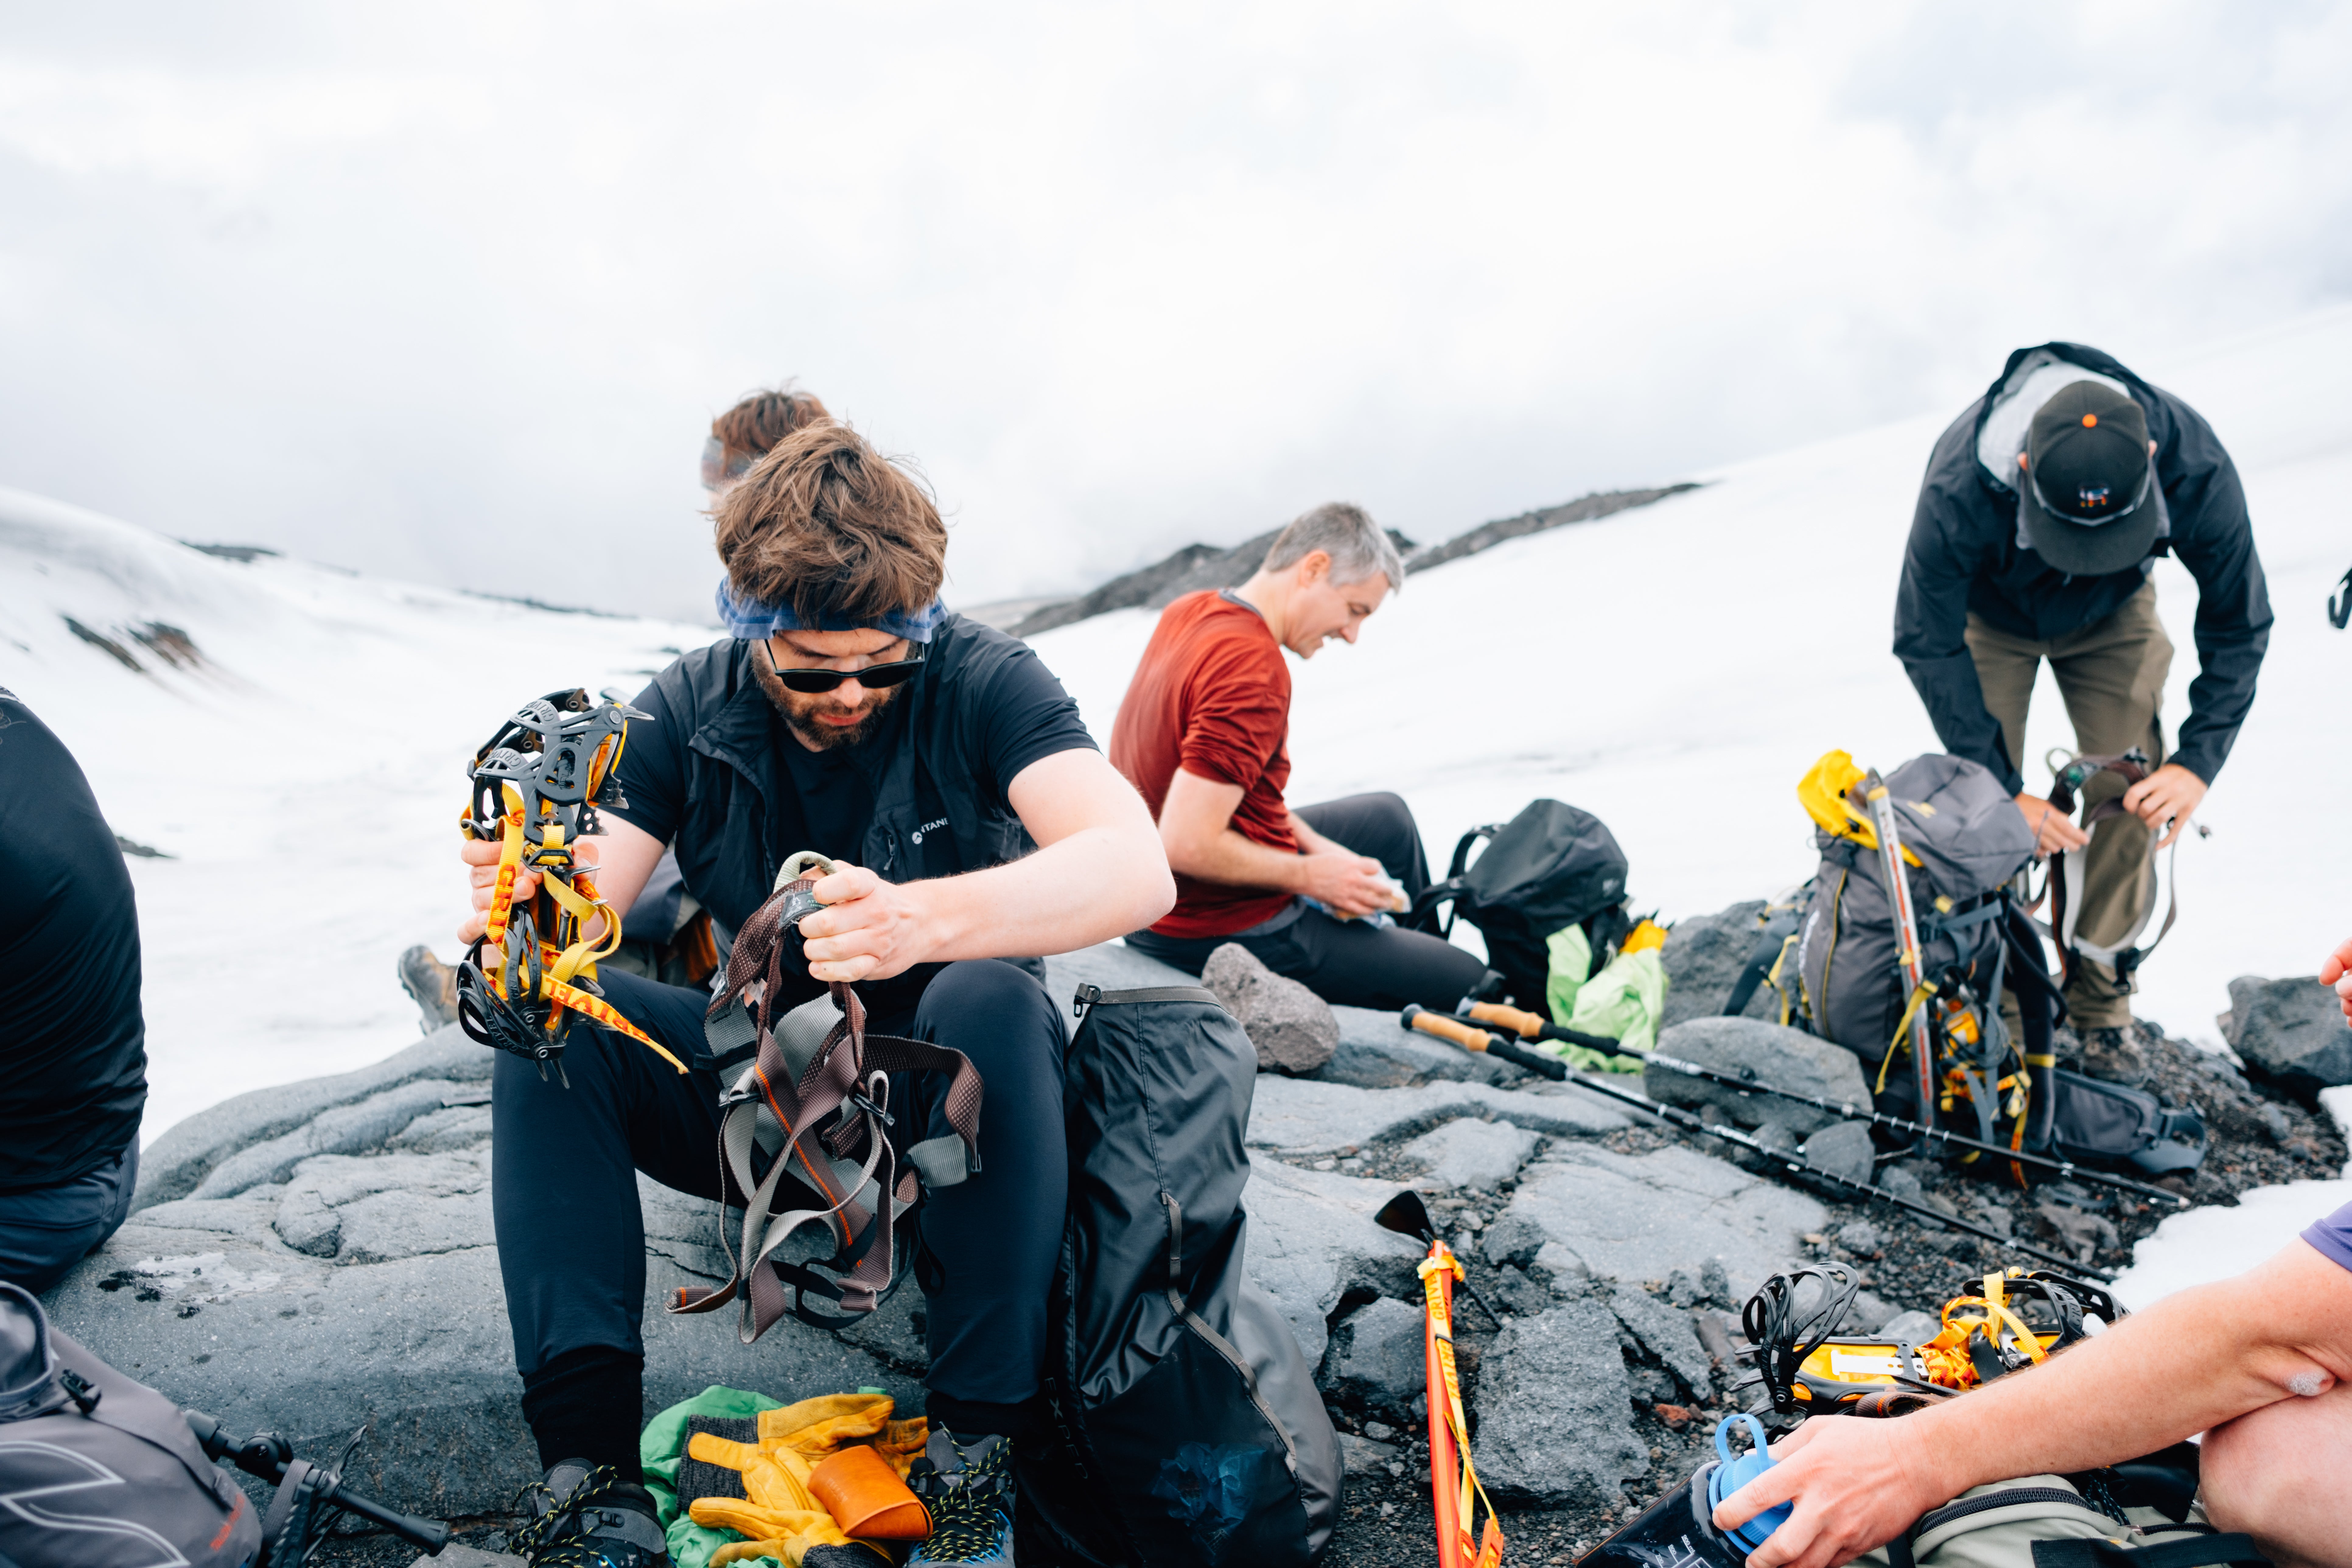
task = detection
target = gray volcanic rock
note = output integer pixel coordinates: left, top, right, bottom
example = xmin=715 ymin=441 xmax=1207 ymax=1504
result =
xmin=1603 ymin=1283 xmax=1713 ymax=1398
xmin=1316 ymin=1003 xmax=1523 ymax=1087
xmin=2221 ymin=976 xmax=2352 ymax=1097
xmin=1402 ymin=1118 xmax=1541 ymax=1190
xmin=1482 ymin=1141 xmax=1828 ymax=1307
xmin=1321 ymin=1296 xmax=1426 ymax=1411
xmin=1801 ymin=1120 xmax=1877 ymax=1188
xmin=1472 ymin=1297 xmax=1648 ymax=1506
xmin=1246 ymin=1076 xmax=1626 ymax=1157
xmin=1644 ymin=1017 xmax=1872 ymax=1136
xmin=1204 ymin=943 xmax=1341 ymax=1074
xmin=1659 ymin=900 xmax=1777 ymax=1029
xmin=1241 ymin=1157 xmax=1423 ymax=1368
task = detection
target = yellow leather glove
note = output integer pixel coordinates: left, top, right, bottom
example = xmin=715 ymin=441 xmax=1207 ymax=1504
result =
xmin=686 ymin=1392 xmax=930 ymax=1566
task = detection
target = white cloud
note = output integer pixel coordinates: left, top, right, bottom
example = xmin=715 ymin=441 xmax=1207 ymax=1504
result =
xmin=0 ymin=1 xmax=2345 ymax=620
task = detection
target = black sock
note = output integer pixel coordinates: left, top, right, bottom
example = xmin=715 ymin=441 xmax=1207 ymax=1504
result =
xmin=923 ymin=1392 xmax=1045 ymax=1446
xmin=519 ymin=1345 xmax=646 ymax=1484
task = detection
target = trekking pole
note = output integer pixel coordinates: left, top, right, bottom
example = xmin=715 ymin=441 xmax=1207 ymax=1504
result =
xmin=1402 ymin=1004 xmax=1569 ymax=1081
xmin=1858 ymin=769 xmax=1938 ymax=1125
xmin=1556 ymin=1072 xmax=2111 ymax=1279
xmin=1641 ymin=1052 xmax=2189 ymax=1209
xmin=1375 ymin=1193 xmax=1506 ymax=1568
xmin=1456 ymin=1000 xmax=1621 ymax=1053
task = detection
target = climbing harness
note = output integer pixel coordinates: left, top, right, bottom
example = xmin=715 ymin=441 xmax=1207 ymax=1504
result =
xmin=453 ymin=688 xmax=684 ymax=1084
xmin=2039 ymin=748 xmax=2207 ymax=996
xmin=1737 ymin=1265 xmax=2120 ymax=1421
xmin=669 ymin=852 xmax=984 ymax=1340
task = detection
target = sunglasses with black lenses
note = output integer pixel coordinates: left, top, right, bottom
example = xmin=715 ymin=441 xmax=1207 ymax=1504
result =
xmin=763 ymin=639 xmax=928 ymax=694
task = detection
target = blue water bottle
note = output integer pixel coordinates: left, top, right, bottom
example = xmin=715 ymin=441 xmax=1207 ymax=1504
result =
xmin=1706 ymin=1413 xmax=1793 ymax=1555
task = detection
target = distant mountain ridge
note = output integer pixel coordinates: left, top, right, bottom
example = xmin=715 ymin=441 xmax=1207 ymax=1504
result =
xmin=1003 ymin=482 xmax=1699 ymax=638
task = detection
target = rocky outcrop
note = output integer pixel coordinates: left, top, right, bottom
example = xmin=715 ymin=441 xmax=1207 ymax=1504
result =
xmin=1471 ymin=1298 xmax=1649 ymax=1506
xmin=2221 ymin=976 xmax=2352 ymax=1099
xmin=1659 ymin=900 xmax=1777 ymax=1028
xmin=1643 ymin=1016 xmax=1872 ymax=1136
xmin=1401 ymin=1118 xmax=1542 ymax=1190
xmin=1203 ymin=943 xmax=1340 ymax=1074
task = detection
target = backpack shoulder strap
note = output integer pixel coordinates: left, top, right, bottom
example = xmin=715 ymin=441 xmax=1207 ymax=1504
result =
xmin=2032 ymin=1535 xmax=2270 ymax=1568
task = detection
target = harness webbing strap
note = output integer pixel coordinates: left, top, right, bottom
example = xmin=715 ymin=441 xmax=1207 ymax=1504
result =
xmin=2032 ymin=1535 xmax=2271 ymax=1568
xmin=668 ymin=865 xmax=984 ymax=1341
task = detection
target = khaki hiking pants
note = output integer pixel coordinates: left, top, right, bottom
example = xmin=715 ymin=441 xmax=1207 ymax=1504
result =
xmin=1965 ymin=578 xmax=2171 ymax=1031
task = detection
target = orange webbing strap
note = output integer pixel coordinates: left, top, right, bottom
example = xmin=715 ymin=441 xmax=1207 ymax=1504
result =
xmin=542 ymin=977 xmax=684 ymax=1072
xmin=1420 ymin=1244 xmax=1504 ymax=1568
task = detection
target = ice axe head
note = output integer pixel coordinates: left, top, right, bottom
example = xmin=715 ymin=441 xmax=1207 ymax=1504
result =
xmin=1375 ymin=1189 xmax=1437 ymax=1244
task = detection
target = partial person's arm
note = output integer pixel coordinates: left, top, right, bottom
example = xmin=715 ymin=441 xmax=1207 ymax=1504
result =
xmin=1159 ymin=768 xmax=1391 ymax=916
xmin=2159 ymin=410 xmax=2272 ymax=791
xmin=793 ymin=748 xmax=1174 ymax=983
xmin=2321 ymin=936 xmax=2352 ymax=1024
xmin=1717 ymin=1239 xmax=2352 ymax=1568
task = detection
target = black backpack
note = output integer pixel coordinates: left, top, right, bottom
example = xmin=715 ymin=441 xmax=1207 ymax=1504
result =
xmin=2049 ymin=1069 xmax=2206 ymax=1177
xmin=1409 ymin=799 xmax=1630 ymax=1018
xmin=1022 ymin=983 xmax=1340 ymax=1566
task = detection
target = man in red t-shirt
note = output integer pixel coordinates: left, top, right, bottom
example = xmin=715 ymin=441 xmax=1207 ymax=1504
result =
xmin=1110 ymin=503 xmax=1489 ymax=1010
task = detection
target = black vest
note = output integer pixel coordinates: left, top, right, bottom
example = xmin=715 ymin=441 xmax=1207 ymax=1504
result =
xmin=642 ymin=614 xmax=1042 ymax=950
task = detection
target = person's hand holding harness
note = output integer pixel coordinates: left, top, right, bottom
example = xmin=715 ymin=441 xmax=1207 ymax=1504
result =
xmin=2119 ymin=761 xmax=2207 ymax=849
xmin=2011 ymin=791 xmax=2089 ymax=858
xmin=794 ymin=862 xmax=936 ymax=983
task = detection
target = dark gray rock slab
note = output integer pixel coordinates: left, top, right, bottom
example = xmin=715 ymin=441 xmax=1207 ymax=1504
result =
xmin=1321 ymin=1295 xmax=1425 ymax=1410
xmin=1604 ymin=1283 xmax=1713 ymax=1398
xmin=1471 ymin=1297 xmax=1648 ymax=1506
xmin=1660 ymin=900 xmax=1776 ymax=1029
xmin=1246 ymin=1076 xmax=1627 ymax=1157
xmin=2221 ymin=976 xmax=2352 ymax=1097
xmin=1315 ymin=1004 xmax=1521 ymax=1088
xmin=1204 ymin=943 xmax=1340 ymax=1074
xmin=1402 ymin=1118 xmax=1542 ymax=1190
xmin=1335 ymin=1431 xmax=1400 ymax=1480
xmin=138 ymin=1027 xmax=492 ymax=1209
xmin=1484 ymin=1142 xmax=1828 ymax=1307
xmin=1801 ymin=1121 xmax=1876 ymax=1188
xmin=1644 ymin=1017 xmax=1871 ymax=1136
xmin=1241 ymin=1157 xmax=1423 ymax=1368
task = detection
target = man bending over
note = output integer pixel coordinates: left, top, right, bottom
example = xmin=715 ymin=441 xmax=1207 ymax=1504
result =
xmin=1110 ymin=502 xmax=1487 ymax=1012
xmin=458 ymin=423 xmax=1171 ymax=1567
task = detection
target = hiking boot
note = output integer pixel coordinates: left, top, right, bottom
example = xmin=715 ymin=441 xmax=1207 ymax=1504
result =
xmin=512 ymin=1461 xmax=669 ymax=1568
xmin=907 ymin=1429 xmax=1016 ymax=1565
xmin=2077 ymin=1027 xmax=2150 ymax=1087
xmin=398 ymin=943 xmax=460 ymax=1031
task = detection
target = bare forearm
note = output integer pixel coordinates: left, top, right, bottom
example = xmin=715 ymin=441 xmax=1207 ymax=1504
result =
xmin=1168 ymin=828 xmax=1309 ymax=894
xmin=908 ymin=823 xmax=1175 ymax=958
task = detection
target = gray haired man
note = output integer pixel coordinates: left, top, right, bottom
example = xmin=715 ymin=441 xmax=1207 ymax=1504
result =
xmin=1109 ymin=503 xmax=1491 ymax=1011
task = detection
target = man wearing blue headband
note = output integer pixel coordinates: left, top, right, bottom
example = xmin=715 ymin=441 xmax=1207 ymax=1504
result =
xmin=456 ymin=421 xmax=1173 ymax=1566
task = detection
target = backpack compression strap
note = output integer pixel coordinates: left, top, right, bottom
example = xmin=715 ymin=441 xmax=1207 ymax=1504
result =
xmin=2032 ymin=1537 xmax=2271 ymax=1568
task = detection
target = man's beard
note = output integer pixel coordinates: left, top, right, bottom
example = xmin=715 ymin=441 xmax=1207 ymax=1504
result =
xmin=753 ymin=660 xmax=903 ymax=751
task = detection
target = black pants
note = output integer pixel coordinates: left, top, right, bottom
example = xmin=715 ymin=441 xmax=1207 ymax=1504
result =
xmin=491 ymin=959 xmax=1068 ymax=1462
xmin=1126 ymin=792 xmax=1489 ymax=1012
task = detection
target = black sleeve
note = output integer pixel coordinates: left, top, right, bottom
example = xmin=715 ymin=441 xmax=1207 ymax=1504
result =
xmin=2153 ymin=396 xmax=2271 ymax=785
xmin=971 ymin=641 xmax=1100 ymax=796
xmin=0 ymin=691 xmax=147 ymax=1185
xmin=1894 ymin=419 xmax=2023 ymax=794
xmin=604 ymin=673 xmax=688 ymax=847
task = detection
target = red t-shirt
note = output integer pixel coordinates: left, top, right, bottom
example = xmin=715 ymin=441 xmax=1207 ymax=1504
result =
xmin=1110 ymin=590 xmax=1297 ymax=937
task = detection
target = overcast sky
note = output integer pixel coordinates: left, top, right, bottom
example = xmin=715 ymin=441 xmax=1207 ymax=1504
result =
xmin=4 ymin=3 xmax=2348 ymax=621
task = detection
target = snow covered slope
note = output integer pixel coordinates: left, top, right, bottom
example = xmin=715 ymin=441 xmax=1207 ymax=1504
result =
xmin=1039 ymin=307 xmax=2352 ymax=1061
xmin=0 ymin=488 xmax=717 ymax=1134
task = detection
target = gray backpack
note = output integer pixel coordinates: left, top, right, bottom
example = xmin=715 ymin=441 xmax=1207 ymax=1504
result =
xmin=0 ymin=1281 xmax=261 ymax=1568
xmin=1794 ymin=754 xmax=2041 ymax=1126
xmin=1862 ymin=1471 xmax=2266 ymax=1568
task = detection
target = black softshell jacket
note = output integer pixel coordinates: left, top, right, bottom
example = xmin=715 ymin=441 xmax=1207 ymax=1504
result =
xmin=1892 ymin=342 xmax=2271 ymax=795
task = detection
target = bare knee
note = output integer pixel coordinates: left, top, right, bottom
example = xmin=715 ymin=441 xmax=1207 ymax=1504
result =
xmin=2202 ymin=1381 xmax=2352 ymax=1568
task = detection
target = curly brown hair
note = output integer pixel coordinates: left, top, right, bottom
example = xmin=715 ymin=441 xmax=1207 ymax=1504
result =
xmin=712 ymin=422 xmax=948 ymax=622
xmin=711 ymin=384 xmax=832 ymax=469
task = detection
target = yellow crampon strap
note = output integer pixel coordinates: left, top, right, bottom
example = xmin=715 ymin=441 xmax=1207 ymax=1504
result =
xmin=1875 ymin=980 xmax=1939 ymax=1094
xmin=1418 ymin=1252 xmax=1505 ymax=1568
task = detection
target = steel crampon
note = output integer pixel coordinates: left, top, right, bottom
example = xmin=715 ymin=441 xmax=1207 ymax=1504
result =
xmin=453 ymin=688 xmax=685 ymax=1084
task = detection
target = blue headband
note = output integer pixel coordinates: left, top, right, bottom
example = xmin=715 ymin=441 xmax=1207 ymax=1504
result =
xmin=714 ymin=579 xmax=948 ymax=644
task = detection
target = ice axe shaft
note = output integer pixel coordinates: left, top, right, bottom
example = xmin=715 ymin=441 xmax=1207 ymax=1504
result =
xmin=1557 ymin=1071 xmax=2110 ymax=1279
xmin=1402 ymin=1004 xmax=1568 ymax=1081
xmin=1458 ymin=1000 xmax=1621 ymax=1053
xmin=1642 ymin=1050 xmax=2187 ymax=1208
